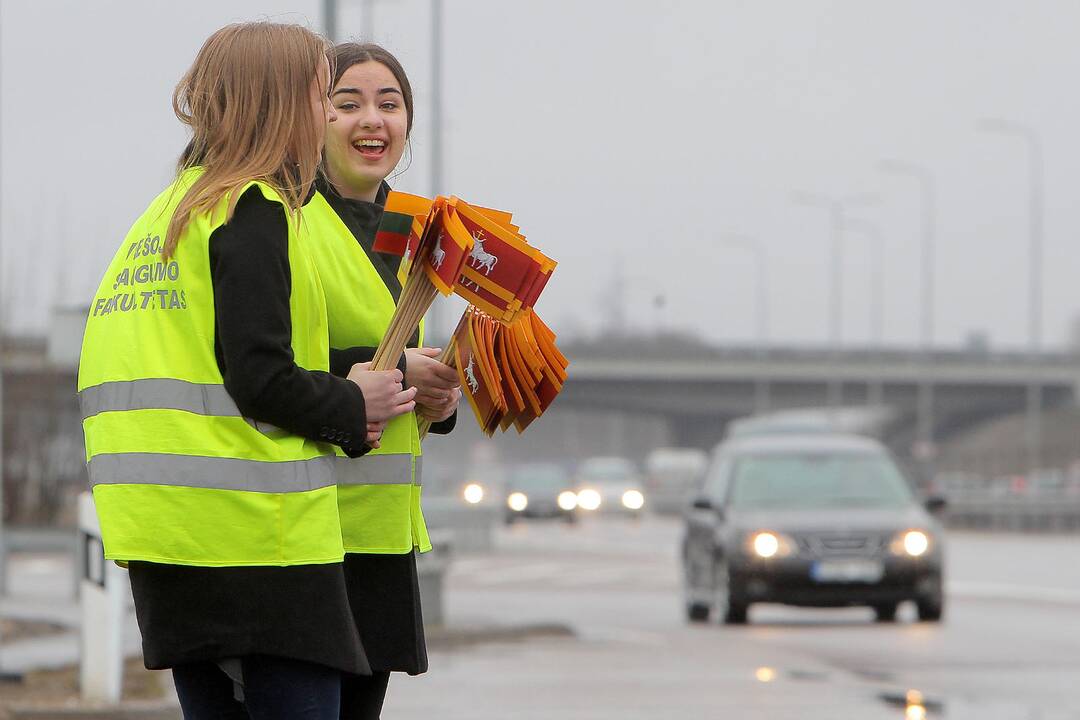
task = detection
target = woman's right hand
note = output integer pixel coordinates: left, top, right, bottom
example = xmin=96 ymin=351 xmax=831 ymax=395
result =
xmin=366 ymin=420 xmax=388 ymax=448
xmin=347 ymin=362 xmax=417 ymax=424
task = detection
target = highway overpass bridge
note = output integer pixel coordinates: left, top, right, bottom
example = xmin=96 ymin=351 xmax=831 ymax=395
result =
xmin=557 ymin=342 xmax=1080 ymax=456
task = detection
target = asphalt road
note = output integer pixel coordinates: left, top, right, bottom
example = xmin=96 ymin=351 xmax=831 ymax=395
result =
xmin=390 ymin=515 xmax=1080 ymax=720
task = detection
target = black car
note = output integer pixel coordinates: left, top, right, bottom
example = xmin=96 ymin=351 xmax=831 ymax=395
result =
xmin=682 ymin=432 xmax=945 ymax=624
xmin=504 ymin=463 xmax=578 ymax=524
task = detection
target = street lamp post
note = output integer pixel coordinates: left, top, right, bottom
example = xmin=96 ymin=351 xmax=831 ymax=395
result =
xmin=323 ymin=0 xmax=338 ymax=41
xmin=427 ymin=0 xmax=445 ymax=342
xmin=879 ymin=160 xmax=937 ymax=465
xmin=977 ymin=119 xmax=1044 ymax=475
xmin=719 ymin=235 xmax=770 ymax=414
xmin=792 ymin=192 xmax=878 ymax=408
xmin=842 ymin=218 xmax=885 ymax=407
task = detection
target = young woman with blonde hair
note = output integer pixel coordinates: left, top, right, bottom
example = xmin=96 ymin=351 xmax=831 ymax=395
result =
xmin=78 ymin=23 xmax=414 ymax=719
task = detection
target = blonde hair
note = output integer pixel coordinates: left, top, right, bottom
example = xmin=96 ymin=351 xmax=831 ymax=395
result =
xmin=164 ymin=22 xmax=331 ymax=258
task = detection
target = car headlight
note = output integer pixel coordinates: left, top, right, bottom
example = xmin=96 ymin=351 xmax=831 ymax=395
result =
xmin=745 ymin=531 xmax=797 ymax=559
xmin=890 ymin=529 xmax=931 ymax=557
xmin=557 ymin=491 xmax=578 ymax=511
xmin=621 ymin=490 xmax=645 ymax=510
xmin=507 ymin=492 xmax=528 ymax=512
xmin=577 ymin=488 xmax=602 ymax=511
xmin=463 ymin=483 xmax=484 ymax=505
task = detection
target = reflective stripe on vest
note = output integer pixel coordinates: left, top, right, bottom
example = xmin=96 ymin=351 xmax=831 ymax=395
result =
xmin=88 ymin=453 xmax=336 ymax=493
xmin=79 ymin=379 xmax=282 ymax=434
xmin=334 ymin=453 xmax=414 ymax=486
xmin=79 ymin=379 xmax=241 ymax=420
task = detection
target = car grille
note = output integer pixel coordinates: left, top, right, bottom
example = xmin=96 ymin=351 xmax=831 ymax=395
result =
xmin=796 ymin=532 xmax=886 ymax=558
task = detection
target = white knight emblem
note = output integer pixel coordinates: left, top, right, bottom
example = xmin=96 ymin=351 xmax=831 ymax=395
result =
xmin=464 ymin=357 xmax=480 ymax=393
xmin=467 ymin=231 xmax=499 ymax=275
xmin=431 ymin=232 xmax=446 ymax=270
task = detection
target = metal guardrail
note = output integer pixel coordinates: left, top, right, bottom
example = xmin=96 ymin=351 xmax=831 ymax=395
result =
xmin=422 ymin=497 xmax=498 ymax=553
xmin=416 ymin=530 xmax=453 ymax=627
xmin=944 ymin=498 xmax=1080 ymax=532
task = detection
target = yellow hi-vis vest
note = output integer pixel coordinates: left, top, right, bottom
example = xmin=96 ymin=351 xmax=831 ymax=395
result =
xmin=304 ymin=190 xmax=431 ymax=554
xmin=77 ymin=169 xmax=345 ymax=567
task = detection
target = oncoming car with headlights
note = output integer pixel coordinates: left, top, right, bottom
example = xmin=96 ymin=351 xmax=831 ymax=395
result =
xmin=573 ymin=457 xmax=647 ymax=516
xmin=504 ymin=463 xmax=578 ymax=524
xmin=682 ymin=432 xmax=945 ymax=624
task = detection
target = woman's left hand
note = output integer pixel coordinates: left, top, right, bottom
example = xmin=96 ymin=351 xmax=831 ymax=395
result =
xmin=404 ymin=347 xmax=461 ymax=423
xmin=417 ymin=387 xmax=461 ymax=423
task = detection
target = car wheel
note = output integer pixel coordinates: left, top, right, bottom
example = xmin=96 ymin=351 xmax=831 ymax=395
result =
xmin=916 ymin=592 xmax=944 ymax=622
xmin=872 ymin=602 xmax=898 ymax=622
xmin=714 ymin=560 xmax=749 ymax=625
xmin=686 ymin=602 xmax=710 ymax=623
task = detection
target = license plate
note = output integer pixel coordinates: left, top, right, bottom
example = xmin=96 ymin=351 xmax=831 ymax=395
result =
xmin=811 ymin=559 xmax=884 ymax=583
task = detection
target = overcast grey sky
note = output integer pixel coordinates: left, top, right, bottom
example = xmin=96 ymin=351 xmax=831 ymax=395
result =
xmin=2 ymin=1 xmax=1080 ymax=350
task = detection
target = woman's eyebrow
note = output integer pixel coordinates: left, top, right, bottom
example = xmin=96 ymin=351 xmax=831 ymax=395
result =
xmin=332 ymin=87 xmax=362 ymax=97
xmin=377 ymin=87 xmax=402 ymax=96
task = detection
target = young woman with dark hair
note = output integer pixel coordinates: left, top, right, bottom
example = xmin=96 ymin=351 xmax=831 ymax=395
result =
xmin=304 ymin=42 xmax=461 ymax=719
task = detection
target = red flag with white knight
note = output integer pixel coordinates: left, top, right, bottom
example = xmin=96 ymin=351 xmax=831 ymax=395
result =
xmin=453 ymin=202 xmax=557 ymax=322
xmin=422 ymin=200 xmax=474 ymax=295
xmin=453 ymin=309 xmax=502 ymax=434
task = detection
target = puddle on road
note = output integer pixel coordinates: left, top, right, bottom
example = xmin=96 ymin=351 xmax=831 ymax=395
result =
xmin=876 ymin=688 xmax=1074 ymax=719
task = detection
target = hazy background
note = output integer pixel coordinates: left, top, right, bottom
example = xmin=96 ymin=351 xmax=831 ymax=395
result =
xmin=2 ymin=0 xmax=1080 ymax=350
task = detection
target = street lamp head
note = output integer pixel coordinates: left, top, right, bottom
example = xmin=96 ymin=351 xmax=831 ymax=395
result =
xmin=977 ymin=117 xmax=1035 ymax=139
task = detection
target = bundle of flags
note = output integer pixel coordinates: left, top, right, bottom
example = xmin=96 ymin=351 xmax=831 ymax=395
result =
xmin=369 ymin=190 xmax=566 ymax=435
xmin=369 ymin=192 xmax=556 ymax=373
xmin=418 ymin=306 xmax=569 ymax=437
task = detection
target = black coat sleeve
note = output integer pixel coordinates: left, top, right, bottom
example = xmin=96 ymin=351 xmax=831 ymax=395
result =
xmin=329 ymin=347 xmax=378 ymax=378
xmin=428 ymin=411 xmax=457 ymax=435
xmin=329 ymin=347 xmax=408 ymax=379
xmin=210 ymin=187 xmax=369 ymax=458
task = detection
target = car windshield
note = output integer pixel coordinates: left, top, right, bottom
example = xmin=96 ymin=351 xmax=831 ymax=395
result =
xmin=510 ymin=465 xmax=568 ymax=491
xmin=578 ymin=459 xmax=638 ymax=485
xmin=729 ymin=452 xmax=913 ymax=509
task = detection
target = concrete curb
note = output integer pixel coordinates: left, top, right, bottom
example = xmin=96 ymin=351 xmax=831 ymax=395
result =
xmin=3 ymin=703 xmax=180 ymax=720
xmin=426 ymin=622 xmax=575 ymax=649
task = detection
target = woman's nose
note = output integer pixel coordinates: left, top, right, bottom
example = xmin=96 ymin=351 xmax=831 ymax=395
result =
xmin=359 ymin=107 xmax=383 ymax=129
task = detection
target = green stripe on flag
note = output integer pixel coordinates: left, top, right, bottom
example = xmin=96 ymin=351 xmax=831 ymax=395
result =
xmin=379 ymin=211 xmax=413 ymax=236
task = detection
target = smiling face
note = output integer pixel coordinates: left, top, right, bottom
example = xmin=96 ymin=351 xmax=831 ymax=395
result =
xmin=323 ymin=61 xmax=408 ymax=202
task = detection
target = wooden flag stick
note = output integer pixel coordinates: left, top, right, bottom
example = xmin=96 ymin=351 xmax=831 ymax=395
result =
xmin=416 ymin=322 xmax=463 ymax=438
xmin=372 ymin=268 xmax=439 ymax=371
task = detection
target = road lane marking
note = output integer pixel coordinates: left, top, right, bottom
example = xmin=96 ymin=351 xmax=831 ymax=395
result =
xmin=581 ymin=626 xmax=668 ymax=647
xmin=948 ymin=581 xmax=1080 ymax=605
xmin=461 ymin=562 xmax=566 ymax=586
xmin=548 ymin=567 xmax=638 ymax=587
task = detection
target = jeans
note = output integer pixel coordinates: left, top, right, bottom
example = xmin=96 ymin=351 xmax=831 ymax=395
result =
xmin=340 ymin=671 xmax=390 ymax=720
xmin=172 ymin=656 xmax=340 ymax=720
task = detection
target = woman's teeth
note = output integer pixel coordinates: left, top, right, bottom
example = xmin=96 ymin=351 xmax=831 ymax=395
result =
xmin=353 ymin=139 xmax=385 ymax=150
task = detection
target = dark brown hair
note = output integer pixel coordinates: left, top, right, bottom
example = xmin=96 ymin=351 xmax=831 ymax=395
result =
xmin=329 ymin=43 xmax=414 ymax=136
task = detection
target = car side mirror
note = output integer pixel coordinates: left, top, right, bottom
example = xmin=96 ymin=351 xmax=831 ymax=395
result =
xmin=924 ymin=495 xmax=947 ymax=514
xmin=691 ymin=496 xmax=725 ymax=521
xmin=691 ymin=496 xmax=713 ymax=510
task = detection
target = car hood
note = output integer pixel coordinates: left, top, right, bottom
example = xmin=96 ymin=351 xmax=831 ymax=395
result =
xmin=581 ymin=483 xmax=641 ymax=497
xmin=510 ymin=488 xmax=563 ymax=502
xmin=729 ymin=505 xmax=935 ymax=534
